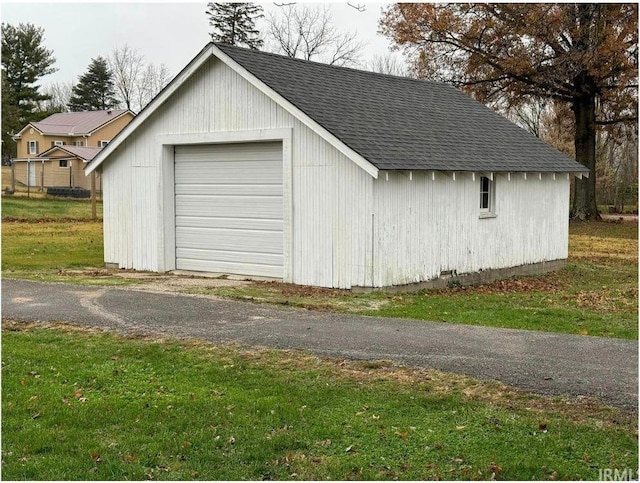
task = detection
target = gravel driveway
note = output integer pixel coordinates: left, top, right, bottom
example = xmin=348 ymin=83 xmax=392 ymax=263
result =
xmin=2 ymin=279 xmax=637 ymax=410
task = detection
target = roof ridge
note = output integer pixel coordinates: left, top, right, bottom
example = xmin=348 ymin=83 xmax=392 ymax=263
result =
xmin=212 ymin=42 xmax=448 ymax=88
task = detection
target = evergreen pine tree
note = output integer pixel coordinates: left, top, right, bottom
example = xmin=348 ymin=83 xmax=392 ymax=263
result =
xmin=68 ymin=57 xmax=119 ymax=111
xmin=1 ymin=22 xmax=57 ymax=158
xmin=206 ymin=3 xmax=263 ymax=49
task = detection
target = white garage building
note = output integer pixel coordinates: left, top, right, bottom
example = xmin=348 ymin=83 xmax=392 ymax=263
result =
xmin=86 ymin=43 xmax=588 ymax=289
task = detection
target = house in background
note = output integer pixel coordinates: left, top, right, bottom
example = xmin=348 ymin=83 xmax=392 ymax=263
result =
xmin=11 ymin=109 xmax=134 ymax=190
xmin=21 ymin=145 xmax=103 ymax=191
xmin=86 ymin=43 xmax=589 ymax=289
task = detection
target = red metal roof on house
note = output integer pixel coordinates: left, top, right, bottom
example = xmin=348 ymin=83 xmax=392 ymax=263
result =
xmin=37 ymin=145 xmax=103 ymax=162
xmin=30 ymin=110 xmax=130 ymax=136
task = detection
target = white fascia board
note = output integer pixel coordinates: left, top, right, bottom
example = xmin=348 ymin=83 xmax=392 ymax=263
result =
xmin=210 ymin=45 xmax=379 ymax=179
xmin=85 ymin=44 xmax=216 ymax=174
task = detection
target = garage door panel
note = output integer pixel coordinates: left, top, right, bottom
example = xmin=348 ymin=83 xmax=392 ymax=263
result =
xmin=175 ymin=258 xmax=282 ymax=278
xmin=176 ymin=227 xmax=282 ymax=254
xmin=175 ymin=142 xmax=282 ymax=161
xmin=175 ymin=161 xmax=283 ymax=185
xmin=175 ymin=195 xmax=283 ymax=219
xmin=176 ymin=216 xmax=282 ymax=232
xmin=174 ymin=141 xmax=284 ymax=278
xmin=175 ymin=183 xmax=282 ymax=196
xmin=176 ymin=247 xmax=283 ymax=266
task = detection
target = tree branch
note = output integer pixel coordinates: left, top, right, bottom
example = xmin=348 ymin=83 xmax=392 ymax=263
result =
xmin=347 ymin=3 xmax=366 ymax=13
xmin=596 ymin=116 xmax=638 ymax=125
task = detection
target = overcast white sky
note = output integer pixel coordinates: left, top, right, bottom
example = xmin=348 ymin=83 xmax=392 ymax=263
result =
xmin=1 ymin=2 xmax=395 ymax=87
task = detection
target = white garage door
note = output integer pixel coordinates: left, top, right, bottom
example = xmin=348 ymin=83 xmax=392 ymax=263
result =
xmin=174 ymin=142 xmax=283 ymax=278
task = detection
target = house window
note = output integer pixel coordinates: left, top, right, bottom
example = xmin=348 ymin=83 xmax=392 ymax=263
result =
xmin=74 ymin=141 xmax=84 ymax=147
xmin=59 ymin=160 xmax=69 ymax=168
xmin=54 ymin=140 xmax=64 ymax=147
xmin=28 ymin=140 xmax=38 ymax=155
xmin=99 ymin=140 xmax=109 ymax=147
xmin=479 ymin=176 xmax=495 ymax=215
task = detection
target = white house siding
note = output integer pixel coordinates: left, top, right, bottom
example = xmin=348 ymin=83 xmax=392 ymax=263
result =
xmin=101 ymin=56 xmax=374 ymax=287
xmin=371 ymin=171 xmax=570 ymax=287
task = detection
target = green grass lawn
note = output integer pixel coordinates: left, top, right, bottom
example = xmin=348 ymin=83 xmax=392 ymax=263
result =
xmin=2 ymin=323 xmax=636 ymax=481
xmin=2 ymin=221 xmax=104 ymax=270
xmin=2 ymin=195 xmax=102 ymax=220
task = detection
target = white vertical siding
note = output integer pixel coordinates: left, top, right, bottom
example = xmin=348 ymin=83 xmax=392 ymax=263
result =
xmin=372 ymin=171 xmax=570 ymax=287
xmin=291 ymin=123 xmax=373 ymax=288
xmin=103 ymin=141 xmax=133 ymax=269
xmin=103 ymin=131 xmax=162 ymax=271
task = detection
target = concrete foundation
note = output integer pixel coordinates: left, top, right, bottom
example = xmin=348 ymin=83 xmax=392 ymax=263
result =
xmin=352 ymin=259 xmax=567 ymax=293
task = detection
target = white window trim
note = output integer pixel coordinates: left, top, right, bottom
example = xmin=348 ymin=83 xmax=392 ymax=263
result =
xmin=54 ymin=140 xmax=64 ymax=147
xmin=479 ymin=176 xmax=497 ymax=218
xmin=99 ymin=140 xmax=109 ymax=147
xmin=74 ymin=141 xmax=84 ymax=147
xmin=28 ymin=140 xmax=38 ymax=155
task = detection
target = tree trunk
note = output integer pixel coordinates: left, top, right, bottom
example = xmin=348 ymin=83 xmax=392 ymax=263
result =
xmin=572 ymin=93 xmax=601 ymax=220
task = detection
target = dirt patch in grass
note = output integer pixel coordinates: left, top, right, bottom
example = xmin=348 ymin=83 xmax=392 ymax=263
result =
xmin=22 ymin=268 xmax=252 ymax=292
xmin=572 ymin=288 xmax=639 ymax=312
xmin=431 ymin=273 xmax=566 ymax=296
xmin=253 ymin=280 xmax=352 ymax=298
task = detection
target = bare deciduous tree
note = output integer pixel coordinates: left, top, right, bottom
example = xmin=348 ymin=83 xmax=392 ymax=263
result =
xmin=135 ymin=63 xmax=172 ymax=112
xmin=265 ymin=5 xmax=364 ymax=66
xmin=108 ymin=44 xmax=171 ymax=113
xmin=365 ymin=52 xmax=408 ymax=77
xmin=596 ymin=119 xmax=638 ymax=213
xmin=40 ymin=81 xmax=74 ymax=113
xmin=109 ymin=44 xmax=145 ymax=111
xmin=505 ymin=98 xmax=550 ymax=139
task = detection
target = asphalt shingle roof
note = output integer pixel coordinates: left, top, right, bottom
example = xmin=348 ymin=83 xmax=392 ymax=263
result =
xmin=30 ymin=110 xmax=130 ymax=136
xmin=216 ymin=43 xmax=587 ymax=173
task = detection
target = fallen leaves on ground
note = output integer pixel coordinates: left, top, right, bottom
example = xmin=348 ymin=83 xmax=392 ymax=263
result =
xmin=254 ymin=281 xmax=351 ymax=298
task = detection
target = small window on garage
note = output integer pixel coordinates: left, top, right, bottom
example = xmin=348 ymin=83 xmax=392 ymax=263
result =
xmin=480 ymin=176 xmax=496 ymax=217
